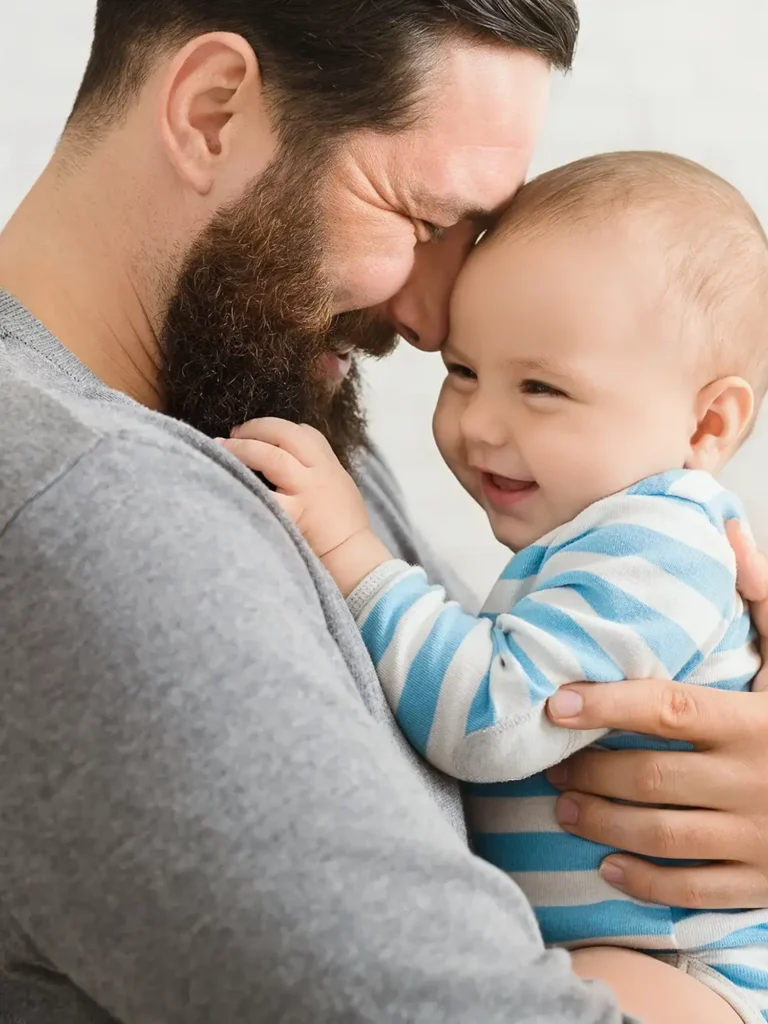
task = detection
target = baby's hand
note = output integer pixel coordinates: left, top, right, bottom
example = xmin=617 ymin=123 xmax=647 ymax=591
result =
xmin=220 ymin=418 xmax=371 ymax=560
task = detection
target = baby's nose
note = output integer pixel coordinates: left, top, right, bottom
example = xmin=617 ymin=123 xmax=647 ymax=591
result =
xmin=460 ymin=400 xmax=512 ymax=449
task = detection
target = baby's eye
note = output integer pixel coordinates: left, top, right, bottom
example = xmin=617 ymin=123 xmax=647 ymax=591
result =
xmin=446 ymin=362 xmax=477 ymax=381
xmin=520 ymin=378 xmax=569 ymax=399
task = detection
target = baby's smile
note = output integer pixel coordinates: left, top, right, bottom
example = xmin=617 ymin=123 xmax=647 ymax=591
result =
xmin=480 ymin=472 xmax=539 ymax=513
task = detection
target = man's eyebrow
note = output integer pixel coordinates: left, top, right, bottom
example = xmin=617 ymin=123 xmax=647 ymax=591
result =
xmin=412 ymin=192 xmax=497 ymax=227
xmin=437 ymin=201 xmax=496 ymax=227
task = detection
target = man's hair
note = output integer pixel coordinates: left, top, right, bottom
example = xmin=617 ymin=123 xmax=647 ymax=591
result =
xmin=492 ymin=151 xmax=768 ymax=409
xmin=66 ymin=0 xmax=578 ymax=145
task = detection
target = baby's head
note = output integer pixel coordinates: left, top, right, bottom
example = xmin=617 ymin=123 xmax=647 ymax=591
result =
xmin=434 ymin=151 xmax=768 ymax=550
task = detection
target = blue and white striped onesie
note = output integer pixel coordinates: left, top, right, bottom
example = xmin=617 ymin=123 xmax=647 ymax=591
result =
xmin=348 ymin=470 xmax=766 ymax=1022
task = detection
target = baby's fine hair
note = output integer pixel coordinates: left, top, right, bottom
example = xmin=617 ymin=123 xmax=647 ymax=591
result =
xmin=493 ymin=151 xmax=768 ymax=410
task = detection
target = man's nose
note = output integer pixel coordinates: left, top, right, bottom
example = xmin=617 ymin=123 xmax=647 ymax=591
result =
xmin=385 ymin=222 xmax=476 ymax=352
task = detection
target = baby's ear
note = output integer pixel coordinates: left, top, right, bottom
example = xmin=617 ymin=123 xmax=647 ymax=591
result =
xmin=686 ymin=376 xmax=754 ymax=473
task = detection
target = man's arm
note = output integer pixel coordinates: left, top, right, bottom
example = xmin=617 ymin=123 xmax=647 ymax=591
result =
xmin=0 ymin=436 xmax=626 ymax=1024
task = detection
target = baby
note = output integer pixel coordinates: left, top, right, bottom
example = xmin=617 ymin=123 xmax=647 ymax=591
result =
xmin=223 ymin=152 xmax=768 ymax=1024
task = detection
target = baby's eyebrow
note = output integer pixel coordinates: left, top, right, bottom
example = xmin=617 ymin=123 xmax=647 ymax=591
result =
xmin=512 ymin=356 xmax=577 ymax=380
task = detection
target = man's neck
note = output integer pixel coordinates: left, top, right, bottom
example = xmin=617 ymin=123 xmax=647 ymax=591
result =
xmin=0 ymin=156 xmax=164 ymax=410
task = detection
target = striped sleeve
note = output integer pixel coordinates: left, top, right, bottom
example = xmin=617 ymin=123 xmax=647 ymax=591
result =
xmin=348 ymin=491 xmax=741 ymax=783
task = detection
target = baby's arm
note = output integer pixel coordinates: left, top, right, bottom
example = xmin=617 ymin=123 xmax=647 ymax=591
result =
xmin=224 ymin=422 xmax=741 ymax=782
xmin=220 ymin=418 xmax=393 ymax=595
xmin=347 ymin=501 xmax=738 ymax=782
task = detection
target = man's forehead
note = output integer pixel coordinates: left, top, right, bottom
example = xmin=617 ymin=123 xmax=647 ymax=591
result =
xmin=426 ymin=38 xmax=551 ymax=134
xmin=383 ymin=41 xmax=548 ymax=219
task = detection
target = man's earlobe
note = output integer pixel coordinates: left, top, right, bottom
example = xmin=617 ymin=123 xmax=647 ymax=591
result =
xmin=158 ymin=32 xmax=263 ymax=196
xmin=686 ymin=376 xmax=754 ymax=473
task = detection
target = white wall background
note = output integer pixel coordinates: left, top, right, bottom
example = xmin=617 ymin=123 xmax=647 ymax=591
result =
xmin=2 ymin=1 xmax=767 ymax=597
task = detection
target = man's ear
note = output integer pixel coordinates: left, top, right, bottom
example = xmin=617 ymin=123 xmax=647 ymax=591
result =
xmin=686 ymin=376 xmax=754 ymax=473
xmin=158 ymin=32 xmax=273 ymax=196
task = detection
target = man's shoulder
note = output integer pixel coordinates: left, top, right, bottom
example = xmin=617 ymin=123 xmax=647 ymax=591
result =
xmin=1 ymin=348 xmax=357 ymax=654
xmin=0 ymin=357 xmax=343 ymax=678
xmin=0 ymin=356 xmax=102 ymax=527
xmin=0 ymin=350 xmax=268 ymax=538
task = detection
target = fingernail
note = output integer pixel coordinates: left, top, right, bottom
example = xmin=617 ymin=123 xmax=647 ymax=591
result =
xmin=556 ymin=797 xmax=580 ymax=826
xmin=600 ymin=859 xmax=626 ymax=886
xmin=549 ymin=689 xmax=584 ymax=718
xmin=547 ymin=763 xmax=569 ymax=787
xmin=214 ymin=438 xmax=227 ymax=444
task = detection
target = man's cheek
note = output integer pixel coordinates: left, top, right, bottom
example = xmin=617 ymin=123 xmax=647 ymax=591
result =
xmin=331 ymin=245 xmax=415 ymax=314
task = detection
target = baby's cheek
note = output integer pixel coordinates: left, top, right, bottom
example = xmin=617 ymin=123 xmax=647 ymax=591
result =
xmin=533 ymin=427 xmax=600 ymax=513
xmin=432 ymin=385 xmax=459 ymax=462
xmin=557 ymin=434 xmax=626 ymax=517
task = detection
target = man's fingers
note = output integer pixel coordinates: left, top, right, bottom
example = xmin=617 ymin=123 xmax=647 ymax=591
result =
xmin=751 ymin=616 xmax=768 ymax=693
xmin=724 ymin=520 xmax=768 ymax=690
xmin=547 ymin=748 xmax=745 ymax=810
xmin=726 ymin=519 xmax=768 ymax=603
xmin=598 ymin=856 xmax=768 ymax=911
xmin=219 ymin=438 xmax=305 ymax=493
xmin=555 ymin=794 xmax=757 ymax=862
xmin=231 ymin=418 xmax=333 ymax=467
xmin=547 ymin=678 xmax=766 ymax=747
xmin=755 ymin=640 xmax=768 ymax=693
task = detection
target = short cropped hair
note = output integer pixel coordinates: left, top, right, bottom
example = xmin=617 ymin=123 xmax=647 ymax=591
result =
xmin=66 ymin=0 xmax=579 ymax=146
xmin=493 ymin=151 xmax=768 ymax=406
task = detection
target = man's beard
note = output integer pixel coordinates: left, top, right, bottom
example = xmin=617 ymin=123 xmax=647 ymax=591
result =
xmin=159 ymin=145 xmax=397 ymax=469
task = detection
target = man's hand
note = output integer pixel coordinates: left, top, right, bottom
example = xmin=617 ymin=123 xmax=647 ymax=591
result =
xmin=221 ymin=419 xmax=392 ymax=594
xmin=545 ymin=520 xmax=768 ymax=910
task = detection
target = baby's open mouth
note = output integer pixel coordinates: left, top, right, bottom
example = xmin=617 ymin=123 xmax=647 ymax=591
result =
xmin=489 ymin=474 xmax=533 ymax=492
xmin=481 ymin=473 xmax=538 ymax=509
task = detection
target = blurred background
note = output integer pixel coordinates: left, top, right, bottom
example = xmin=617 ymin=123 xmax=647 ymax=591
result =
xmin=2 ymin=1 xmax=767 ymax=598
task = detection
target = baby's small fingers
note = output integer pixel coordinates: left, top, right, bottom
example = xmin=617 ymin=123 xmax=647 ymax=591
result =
xmin=231 ymin=418 xmax=334 ymax=468
xmin=218 ymin=438 xmax=305 ymax=493
xmin=267 ymin=490 xmax=300 ymax=522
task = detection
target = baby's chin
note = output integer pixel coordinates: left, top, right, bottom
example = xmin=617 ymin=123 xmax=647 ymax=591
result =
xmin=488 ymin=515 xmax=548 ymax=553
xmin=467 ymin=476 xmax=575 ymax=551
xmin=487 ymin=505 xmax=573 ymax=552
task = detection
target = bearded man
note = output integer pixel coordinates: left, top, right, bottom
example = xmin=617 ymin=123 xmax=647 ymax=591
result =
xmin=2 ymin=4 xmax=765 ymax=1023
